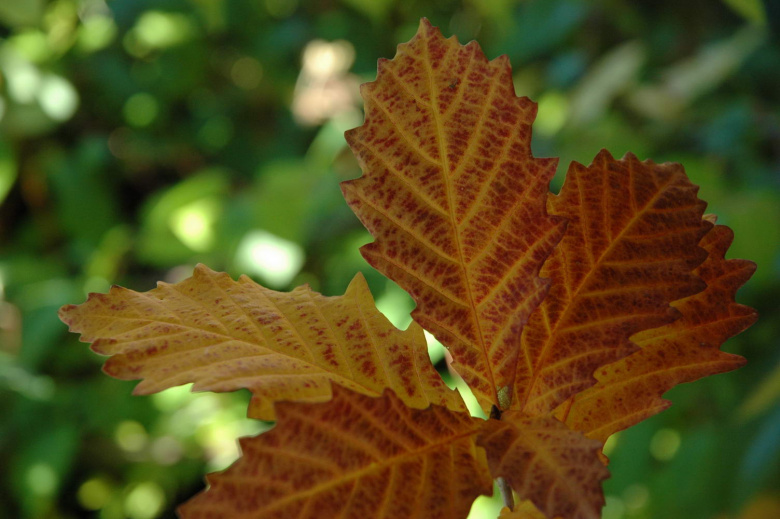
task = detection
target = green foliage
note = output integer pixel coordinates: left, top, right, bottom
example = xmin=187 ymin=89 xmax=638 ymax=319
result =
xmin=0 ymin=1 xmax=777 ymax=518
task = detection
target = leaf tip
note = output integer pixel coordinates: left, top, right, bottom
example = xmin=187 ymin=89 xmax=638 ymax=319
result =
xmin=417 ymin=17 xmax=444 ymax=40
xmin=345 ymin=270 xmax=371 ymax=297
xmin=57 ymin=304 xmax=76 ymax=324
xmin=731 ymin=353 xmax=749 ymax=369
xmin=193 ymin=263 xmax=219 ymax=278
xmin=703 ymin=213 xmax=718 ymax=224
xmin=593 ymin=148 xmax=617 ymax=164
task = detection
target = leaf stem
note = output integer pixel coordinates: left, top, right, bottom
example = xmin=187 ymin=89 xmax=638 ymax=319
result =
xmin=497 ymin=477 xmax=515 ymax=511
xmin=488 ymin=405 xmax=514 ymax=510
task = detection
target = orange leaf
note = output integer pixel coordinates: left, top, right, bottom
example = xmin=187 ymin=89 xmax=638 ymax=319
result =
xmin=555 ymin=225 xmax=756 ymax=443
xmin=343 ymin=19 xmax=566 ymax=414
xmin=179 ymin=384 xmax=492 ymax=519
xmin=59 ymin=265 xmax=464 ymax=420
xmin=512 ymin=151 xmax=711 ymax=416
xmin=478 ymin=412 xmax=609 ymax=519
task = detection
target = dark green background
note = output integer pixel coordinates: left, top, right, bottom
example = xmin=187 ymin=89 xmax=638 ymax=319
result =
xmin=1 ymin=0 xmax=778 ymax=518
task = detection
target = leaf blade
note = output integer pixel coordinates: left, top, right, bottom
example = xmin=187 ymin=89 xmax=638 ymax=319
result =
xmin=343 ymin=18 xmax=565 ymax=413
xmin=555 ymin=224 xmax=756 ymax=442
xmin=179 ymin=385 xmax=492 ymax=519
xmin=477 ymin=412 xmax=609 ymax=519
xmin=512 ymin=151 xmax=711 ymax=416
xmin=59 ymin=265 xmax=464 ymax=420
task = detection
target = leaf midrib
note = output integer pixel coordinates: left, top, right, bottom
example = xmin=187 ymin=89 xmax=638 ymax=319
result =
xmin=420 ymin=27 xmax=499 ymax=409
xmin=520 ymin=164 xmax=682 ymax=412
xmin=83 ymin=296 xmax=387 ymax=398
xmin=244 ymin=420 xmax=482 ymax=517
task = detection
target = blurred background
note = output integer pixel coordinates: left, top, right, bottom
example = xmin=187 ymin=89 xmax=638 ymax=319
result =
xmin=0 ymin=0 xmax=778 ymax=518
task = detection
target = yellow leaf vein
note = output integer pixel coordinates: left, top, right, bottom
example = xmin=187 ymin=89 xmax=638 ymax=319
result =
xmin=357 ymin=138 xmax=449 ymax=219
xmin=422 ymin=25 xmax=497 ymax=406
xmin=366 ymin=95 xmax=440 ymax=167
xmin=351 ymin=190 xmax=458 ymax=264
xmin=521 ymin=169 xmax=681 ymax=410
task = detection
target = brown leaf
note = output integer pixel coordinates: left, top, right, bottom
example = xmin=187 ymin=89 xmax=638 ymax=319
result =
xmin=512 ymin=151 xmax=710 ymax=416
xmin=555 ymin=225 xmax=756 ymax=442
xmin=478 ymin=412 xmax=609 ymax=519
xmin=343 ymin=18 xmax=565 ymax=414
xmin=179 ymin=385 xmax=492 ymax=519
xmin=59 ymin=265 xmax=464 ymax=420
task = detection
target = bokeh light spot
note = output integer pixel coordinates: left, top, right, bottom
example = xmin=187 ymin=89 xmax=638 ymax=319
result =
xmin=294 ymin=39 xmax=357 ymax=125
xmin=26 ymin=462 xmax=58 ymax=496
xmin=197 ymin=115 xmax=234 ymax=150
xmin=77 ymin=477 xmax=114 ymax=510
xmin=124 ymin=482 xmax=165 ymax=519
xmin=37 ymin=73 xmax=78 ymax=121
xmin=78 ymin=15 xmax=118 ymax=53
xmin=134 ymin=11 xmax=194 ymax=49
xmin=43 ymin=0 xmax=78 ymax=53
xmin=602 ymin=495 xmax=626 ymax=519
xmin=114 ymin=420 xmax=148 ymax=453
xmin=169 ymin=198 xmax=219 ymax=252
xmin=150 ymin=436 xmax=184 ymax=466
xmin=302 ymin=39 xmax=355 ymax=79
xmin=649 ymin=427 xmax=681 ymax=461
xmin=4 ymin=51 xmax=41 ymax=103
xmin=10 ymin=30 xmax=51 ymax=63
xmin=123 ymin=93 xmax=159 ymax=127
xmin=235 ymin=230 xmax=305 ymax=288
xmin=230 ymin=56 xmax=263 ymax=90
xmin=623 ymin=483 xmax=650 ymax=512
xmin=535 ymin=91 xmax=568 ymax=136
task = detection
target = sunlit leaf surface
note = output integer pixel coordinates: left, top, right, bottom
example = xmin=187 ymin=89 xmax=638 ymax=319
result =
xmin=555 ymin=225 xmax=756 ymax=442
xmin=478 ymin=412 xmax=608 ymax=519
xmin=54 ymin=17 xmax=761 ymax=519
xmin=179 ymin=385 xmax=492 ymax=519
xmin=512 ymin=151 xmax=711 ymax=416
xmin=59 ymin=265 xmax=464 ymax=420
xmin=344 ymin=18 xmax=565 ymax=414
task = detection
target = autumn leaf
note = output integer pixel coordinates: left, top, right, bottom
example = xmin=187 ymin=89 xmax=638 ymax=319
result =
xmin=58 ymin=18 xmax=758 ymax=519
xmin=511 ymin=151 xmax=711 ymax=416
xmin=555 ymin=224 xmax=756 ymax=443
xmin=478 ymin=412 xmax=609 ymax=519
xmin=343 ymin=18 xmax=566 ymax=414
xmin=59 ymin=265 xmax=464 ymax=420
xmin=179 ymin=384 xmax=493 ymax=519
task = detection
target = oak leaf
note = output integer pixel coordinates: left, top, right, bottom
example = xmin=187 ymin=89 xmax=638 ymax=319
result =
xmin=554 ymin=224 xmax=756 ymax=442
xmin=478 ymin=412 xmax=609 ymax=519
xmin=59 ymin=265 xmax=464 ymax=420
xmin=179 ymin=384 xmax=493 ymax=518
xmin=57 ymin=18 xmax=758 ymax=519
xmin=343 ymin=18 xmax=566 ymax=414
xmin=511 ymin=151 xmax=711 ymax=416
